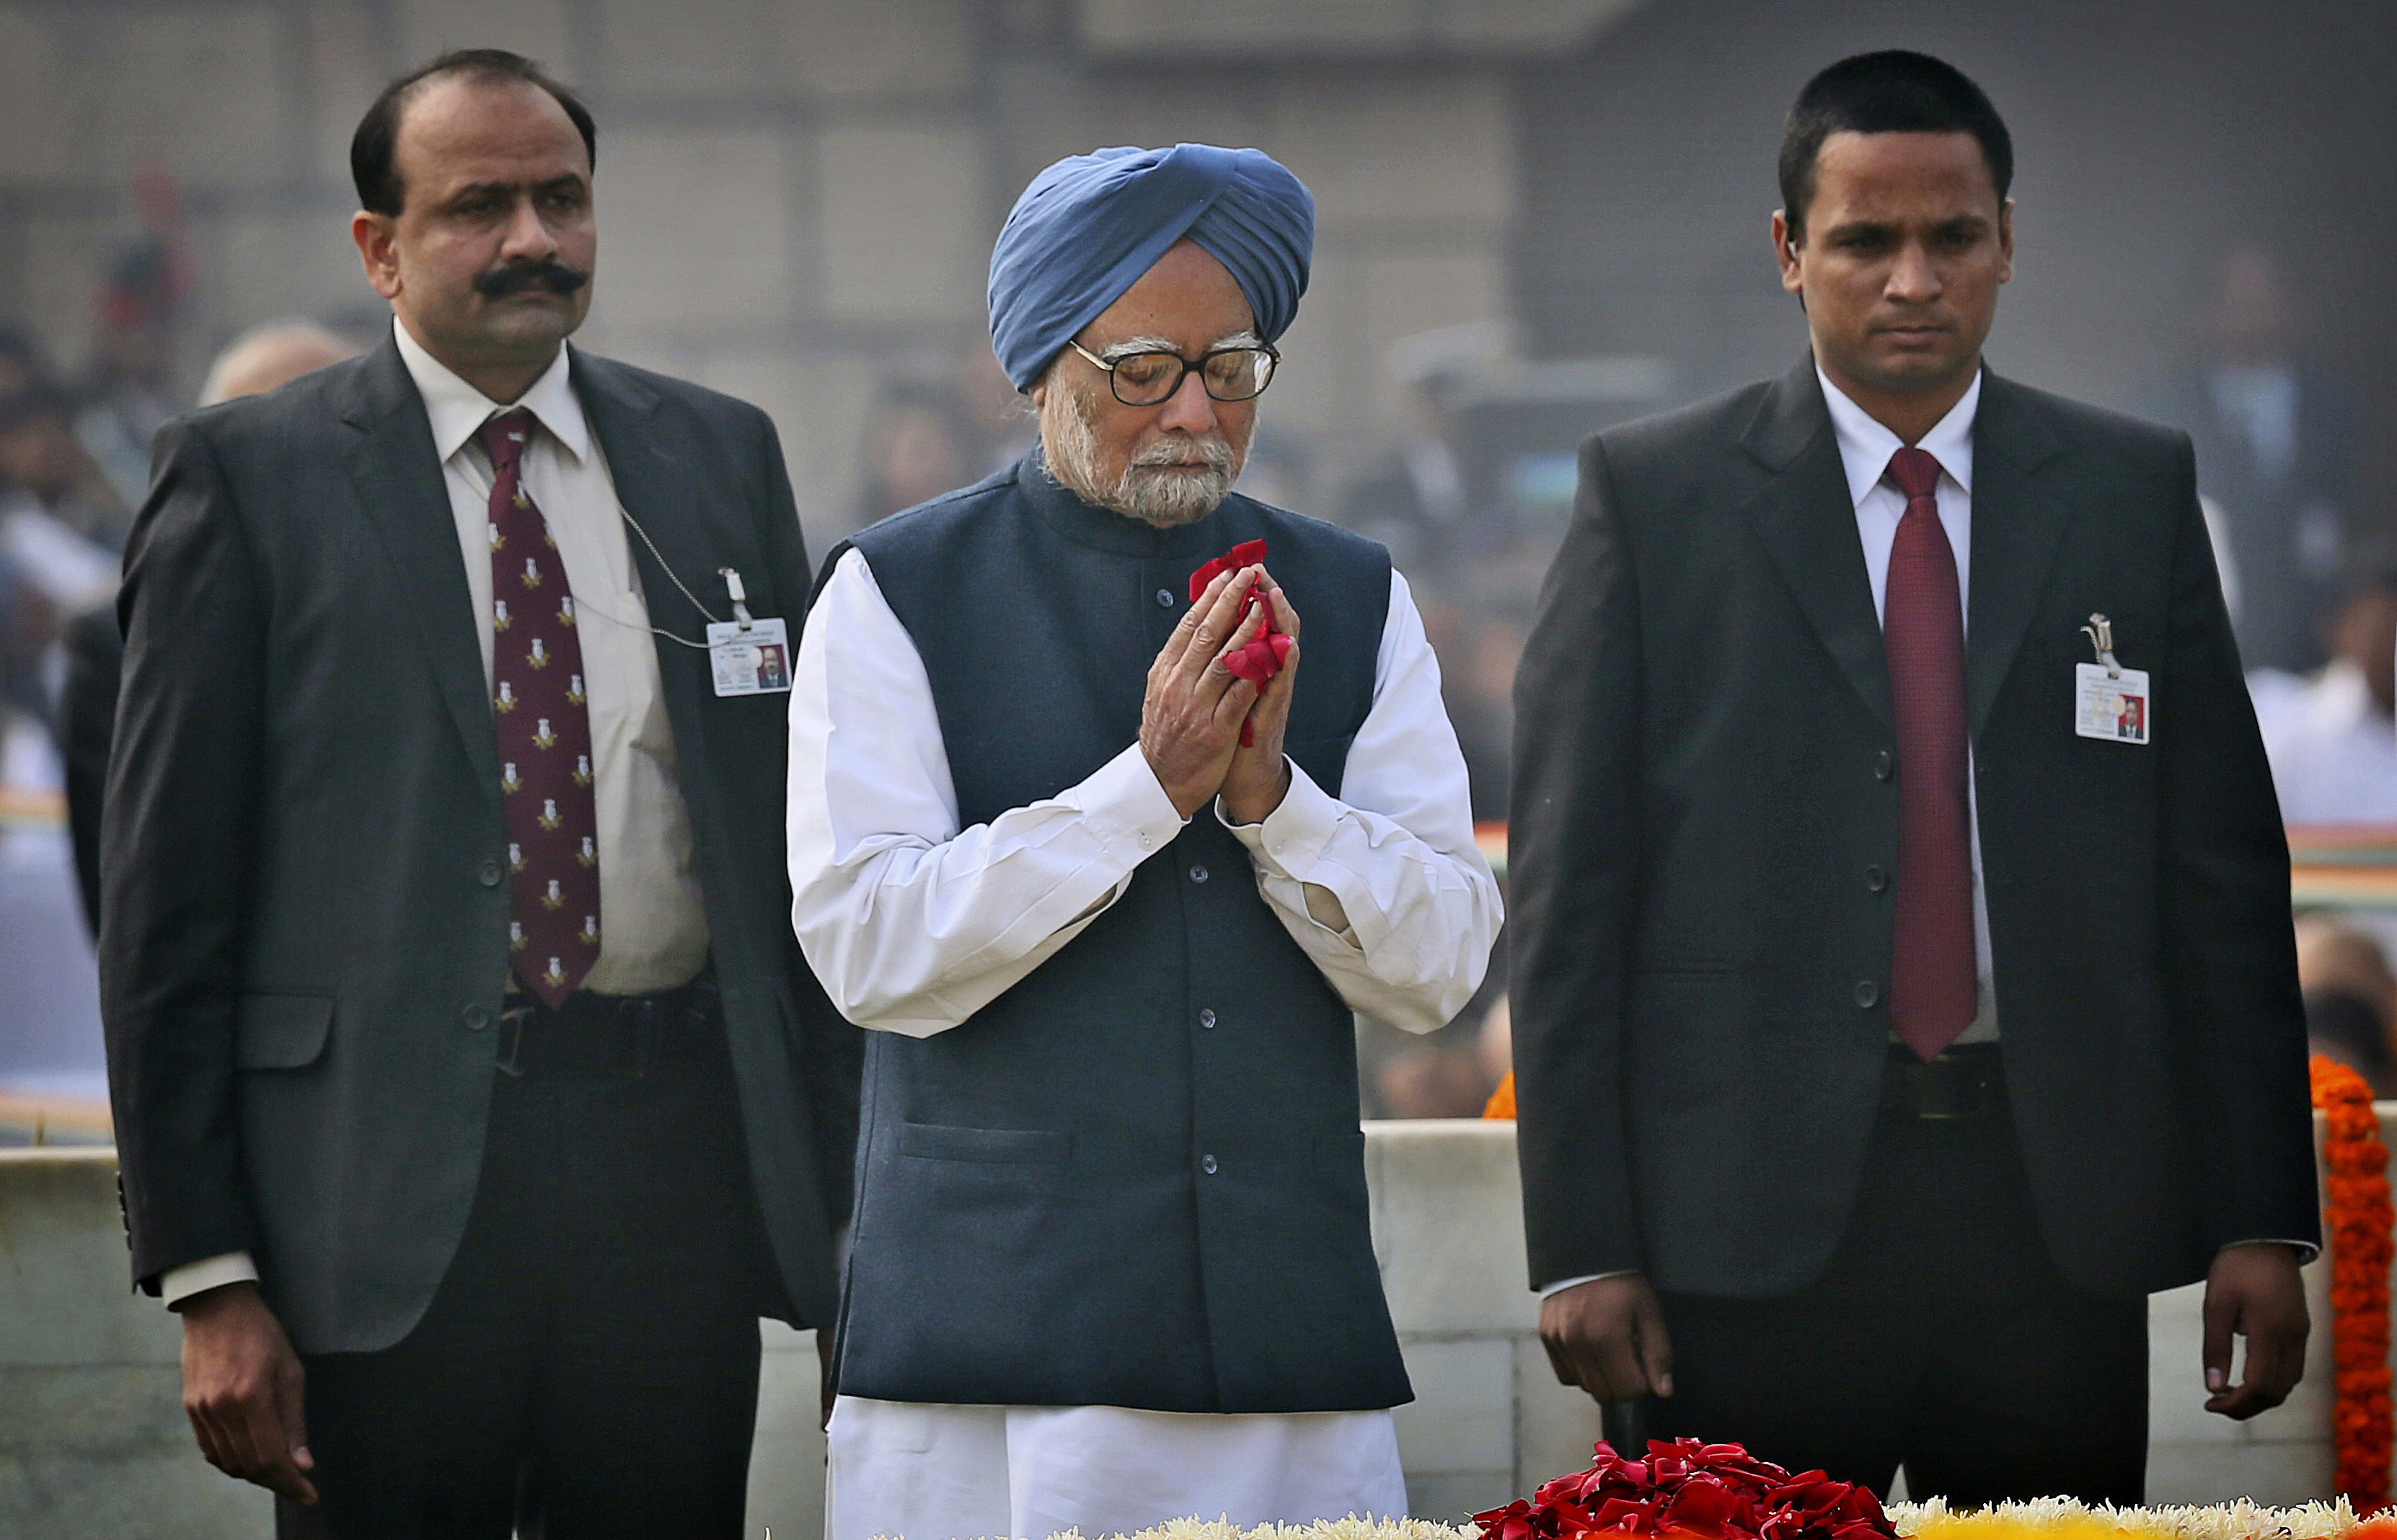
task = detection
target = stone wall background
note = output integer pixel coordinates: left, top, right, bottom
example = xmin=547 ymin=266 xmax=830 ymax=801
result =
xmin=0 ymin=1124 xmax=2352 ymax=1538
xmin=0 ymin=0 xmax=2388 ymax=554
xmin=0 ymin=0 xmax=1638 ymax=557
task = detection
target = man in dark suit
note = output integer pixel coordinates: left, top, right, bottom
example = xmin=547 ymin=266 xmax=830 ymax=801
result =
xmin=101 ymin=50 xmax=857 ymax=1537
xmin=1510 ymin=51 xmax=2318 ymax=1504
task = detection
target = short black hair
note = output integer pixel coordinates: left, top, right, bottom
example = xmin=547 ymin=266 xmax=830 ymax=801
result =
xmin=351 ymin=49 xmax=596 ymax=218
xmin=1778 ymin=50 xmax=2012 ymax=244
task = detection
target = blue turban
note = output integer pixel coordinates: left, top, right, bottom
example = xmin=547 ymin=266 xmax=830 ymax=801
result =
xmin=986 ymin=143 xmax=1315 ymax=391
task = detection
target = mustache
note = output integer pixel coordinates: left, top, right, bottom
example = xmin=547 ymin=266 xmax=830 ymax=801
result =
xmin=472 ymin=260 xmax=591 ymax=298
xmin=1127 ymin=435 xmax=1235 ymax=474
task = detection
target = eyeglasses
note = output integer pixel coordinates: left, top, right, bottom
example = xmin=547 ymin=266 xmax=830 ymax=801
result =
xmin=1066 ymin=339 xmax=1280 ymax=407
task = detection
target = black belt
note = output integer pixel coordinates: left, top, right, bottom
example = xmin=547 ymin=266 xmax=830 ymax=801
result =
xmin=496 ymin=967 xmax=721 ymax=1079
xmin=1881 ymin=1042 xmax=2004 ymax=1120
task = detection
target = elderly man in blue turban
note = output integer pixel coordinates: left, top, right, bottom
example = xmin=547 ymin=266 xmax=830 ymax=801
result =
xmin=787 ymin=143 xmax=1503 ymax=1539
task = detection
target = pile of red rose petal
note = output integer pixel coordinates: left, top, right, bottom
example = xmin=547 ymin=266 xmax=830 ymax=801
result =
xmin=1473 ymin=1439 xmax=1896 ymax=1540
xmin=1190 ymin=539 xmax=1294 ymax=745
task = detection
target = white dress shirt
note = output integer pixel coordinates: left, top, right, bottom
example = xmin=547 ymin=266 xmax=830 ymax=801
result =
xmin=160 ymin=320 xmax=711 ymax=1309
xmin=397 ymin=319 xmax=710 ymax=995
xmin=787 ymin=539 xmax=1500 ymax=1539
xmin=1818 ymin=366 xmax=1998 ymax=1043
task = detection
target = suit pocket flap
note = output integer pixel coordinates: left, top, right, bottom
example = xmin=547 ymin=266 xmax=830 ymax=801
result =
xmin=235 ymin=992 xmax=333 ymax=1071
xmin=899 ymin=1122 xmax=1072 ymax=1164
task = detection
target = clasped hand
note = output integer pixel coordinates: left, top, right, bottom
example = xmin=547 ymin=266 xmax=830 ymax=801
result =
xmin=1140 ymin=562 xmax=1301 ymax=825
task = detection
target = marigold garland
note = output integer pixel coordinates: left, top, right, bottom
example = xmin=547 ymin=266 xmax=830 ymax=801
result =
xmin=2312 ymin=1053 xmax=2395 ymax=1513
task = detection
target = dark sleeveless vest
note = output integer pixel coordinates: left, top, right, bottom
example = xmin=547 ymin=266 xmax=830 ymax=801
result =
xmin=829 ymin=455 xmax=1406 ymax=1413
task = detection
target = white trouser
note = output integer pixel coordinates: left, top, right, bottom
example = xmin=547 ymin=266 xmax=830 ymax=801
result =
xmin=824 ymin=1395 xmax=1407 ymax=1540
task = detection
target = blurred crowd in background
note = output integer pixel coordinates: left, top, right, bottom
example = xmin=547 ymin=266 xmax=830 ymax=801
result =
xmin=11 ymin=0 xmax=2397 ymax=1132
xmin=4 ymin=205 xmax=2391 ymax=1127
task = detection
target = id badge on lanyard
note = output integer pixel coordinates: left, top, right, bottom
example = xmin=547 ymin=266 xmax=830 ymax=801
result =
xmin=2072 ymin=614 xmax=2149 ymax=744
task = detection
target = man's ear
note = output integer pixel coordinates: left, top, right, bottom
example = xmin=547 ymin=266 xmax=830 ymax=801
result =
xmin=351 ymin=211 xmax=402 ymax=301
xmin=1771 ymin=209 xmax=1806 ymax=306
xmin=1996 ymin=198 xmax=2016 ymax=283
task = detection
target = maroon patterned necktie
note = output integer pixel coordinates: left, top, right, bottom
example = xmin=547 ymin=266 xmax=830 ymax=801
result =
xmin=482 ymin=410 xmax=600 ymax=1007
xmin=1882 ymin=446 xmax=1977 ymax=1060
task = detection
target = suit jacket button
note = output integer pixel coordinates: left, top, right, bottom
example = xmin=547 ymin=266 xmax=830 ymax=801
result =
xmin=1866 ymin=865 xmax=1888 ymax=893
xmin=462 ymin=1004 xmax=490 ymax=1032
xmin=1855 ymin=980 xmax=1880 ymax=1008
xmin=477 ymin=859 xmax=503 ymax=888
xmin=1873 ymin=751 xmax=1894 ymax=781
xmin=1155 ymin=588 xmax=1176 ymax=609
xmin=1201 ymin=1154 xmax=1219 ymax=1174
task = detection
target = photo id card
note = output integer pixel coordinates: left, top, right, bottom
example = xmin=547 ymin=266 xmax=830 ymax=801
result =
xmin=707 ymin=617 xmax=792 ymax=696
xmin=2073 ymin=662 xmax=2150 ymax=744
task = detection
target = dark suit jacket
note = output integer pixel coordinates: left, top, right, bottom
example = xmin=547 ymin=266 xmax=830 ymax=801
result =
xmin=1509 ymin=358 xmax=2320 ymax=1301
xmin=100 ymin=335 xmax=860 ymax=1354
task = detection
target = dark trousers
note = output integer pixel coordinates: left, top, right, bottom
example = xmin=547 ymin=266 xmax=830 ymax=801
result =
xmin=278 ymin=996 xmax=775 ymax=1539
xmin=1648 ymin=1050 xmax=2149 ymax=1506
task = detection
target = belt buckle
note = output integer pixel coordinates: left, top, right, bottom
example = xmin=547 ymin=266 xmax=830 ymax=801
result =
xmin=495 ymin=1001 xmax=537 ymax=1078
xmin=1914 ymin=1053 xmax=1990 ymax=1120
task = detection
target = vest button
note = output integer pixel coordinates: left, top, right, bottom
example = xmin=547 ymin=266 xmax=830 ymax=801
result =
xmin=1155 ymin=588 xmax=1175 ymax=609
xmin=1201 ymin=1154 xmax=1219 ymax=1174
xmin=1855 ymin=980 xmax=1880 ymax=1008
xmin=1866 ymin=865 xmax=1888 ymax=893
xmin=462 ymin=1004 xmax=490 ymax=1032
xmin=1874 ymin=750 xmax=1894 ymax=782
xmin=478 ymin=859 xmax=503 ymax=887
xmin=1199 ymin=1008 xmax=1217 ymax=1029
xmin=1188 ymin=864 xmax=1209 ymax=883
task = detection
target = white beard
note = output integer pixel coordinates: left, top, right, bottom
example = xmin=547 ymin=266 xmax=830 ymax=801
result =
xmin=1042 ymin=380 xmax=1243 ymax=528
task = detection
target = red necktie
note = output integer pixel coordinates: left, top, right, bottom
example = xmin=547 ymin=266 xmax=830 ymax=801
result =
xmin=1882 ymin=446 xmax=1976 ymax=1060
xmin=482 ymin=410 xmax=601 ymax=1007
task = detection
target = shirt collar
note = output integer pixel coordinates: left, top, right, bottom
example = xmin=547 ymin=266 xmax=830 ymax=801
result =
xmin=390 ymin=316 xmax=591 ymax=466
xmin=1816 ymin=363 xmax=1980 ymax=508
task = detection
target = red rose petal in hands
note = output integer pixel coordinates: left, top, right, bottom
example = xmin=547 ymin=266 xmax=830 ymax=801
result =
xmin=1192 ymin=542 xmax=1292 ymax=746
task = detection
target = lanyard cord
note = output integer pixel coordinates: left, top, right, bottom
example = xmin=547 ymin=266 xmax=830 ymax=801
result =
xmin=573 ymin=507 xmax=725 ymax=652
xmin=617 ymin=504 xmax=723 ymax=636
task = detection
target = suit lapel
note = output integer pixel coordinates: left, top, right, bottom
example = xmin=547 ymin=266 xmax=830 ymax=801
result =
xmin=337 ymin=337 xmax=501 ymax=802
xmin=1964 ymin=371 xmax=2071 ymax=740
xmin=1736 ymin=358 xmax=1893 ymax=729
xmin=571 ymin=350 xmax=716 ymax=738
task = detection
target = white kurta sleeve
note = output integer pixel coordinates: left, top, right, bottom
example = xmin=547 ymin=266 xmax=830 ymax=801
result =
xmin=1218 ymin=568 xmax=1503 ymax=1035
xmin=787 ymin=548 xmax=1190 ymax=1037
